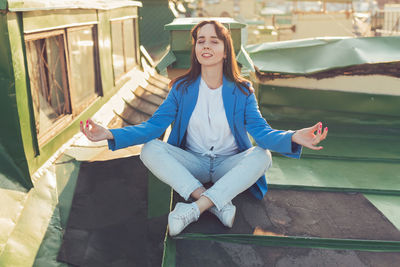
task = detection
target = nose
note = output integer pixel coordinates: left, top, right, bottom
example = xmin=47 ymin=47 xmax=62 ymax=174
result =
xmin=203 ymin=42 xmax=210 ymax=49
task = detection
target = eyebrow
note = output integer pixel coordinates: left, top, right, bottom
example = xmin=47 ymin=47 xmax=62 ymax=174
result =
xmin=197 ymin=35 xmax=219 ymax=39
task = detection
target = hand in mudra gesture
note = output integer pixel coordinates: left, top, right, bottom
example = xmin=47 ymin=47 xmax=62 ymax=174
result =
xmin=80 ymin=118 xmax=114 ymax=142
xmin=292 ymin=122 xmax=328 ymax=150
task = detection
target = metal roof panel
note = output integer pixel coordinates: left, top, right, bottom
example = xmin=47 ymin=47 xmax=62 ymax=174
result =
xmin=246 ymin=36 xmax=400 ymax=74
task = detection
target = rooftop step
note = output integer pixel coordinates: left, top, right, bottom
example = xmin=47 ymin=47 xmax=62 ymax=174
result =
xmin=111 ymin=74 xmax=170 ymax=128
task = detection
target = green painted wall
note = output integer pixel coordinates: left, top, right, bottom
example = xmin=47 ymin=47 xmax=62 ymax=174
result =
xmin=97 ymin=10 xmax=114 ymax=96
xmin=1 ymin=6 xmax=141 ymax=177
xmin=0 ymin=13 xmax=33 ymax=189
xmin=23 ymin=9 xmax=98 ymax=33
xmin=26 ymin=7 xmax=140 ymax=173
xmin=8 ymin=11 xmax=38 ymax=159
xmin=109 ymin=6 xmax=137 ymax=19
xmin=259 ymin=84 xmax=400 ymax=118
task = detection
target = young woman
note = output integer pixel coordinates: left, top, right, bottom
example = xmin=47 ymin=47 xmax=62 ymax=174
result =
xmin=80 ymin=20 xmax=328 ymax=236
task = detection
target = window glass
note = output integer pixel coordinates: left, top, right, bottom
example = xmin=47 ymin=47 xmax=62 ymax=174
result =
xmin=123 ymin=19 xmax=136 ymax=70
xmin=26 ymin=35 xmax=70 ymax=138
xmin=67 ymin=27 xmax=97 ymax=111
xmin=111 ymin=21 xmax=125 ymax=80
xmin=46 ymin=37 xmax=68 ymax=115
xmin=111 ymin=18 xmax=138 ymax=82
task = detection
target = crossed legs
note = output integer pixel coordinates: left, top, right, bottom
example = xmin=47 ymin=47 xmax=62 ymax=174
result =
xmin=140 ymin=139 xmax=272 ymax=235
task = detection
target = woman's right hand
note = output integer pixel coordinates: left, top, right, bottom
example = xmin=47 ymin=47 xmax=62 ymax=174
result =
xmin=80 ymin=118 xmax=114 ymax=142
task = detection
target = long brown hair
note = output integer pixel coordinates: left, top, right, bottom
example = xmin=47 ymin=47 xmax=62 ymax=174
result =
xmin=168 ymin=20 xmax=253 ymax=95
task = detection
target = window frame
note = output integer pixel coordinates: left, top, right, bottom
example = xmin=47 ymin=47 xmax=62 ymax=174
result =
xmin=25 ymin=29 xmax=73 ymax=146
xmin=66 ymin=25 xmax=102 ymax=115
xmin=110 ymin=17 xmax=138 ymax=83
xmin=24 ymin=25 xmax=102 ymax=147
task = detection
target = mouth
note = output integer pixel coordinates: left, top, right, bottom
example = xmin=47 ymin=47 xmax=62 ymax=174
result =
xmin=201 ymin=52 xmax=213 ymax=58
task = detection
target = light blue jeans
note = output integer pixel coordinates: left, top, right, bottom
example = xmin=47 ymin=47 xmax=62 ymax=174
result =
xmin=140 ymin=139 xmax=272 ymax=210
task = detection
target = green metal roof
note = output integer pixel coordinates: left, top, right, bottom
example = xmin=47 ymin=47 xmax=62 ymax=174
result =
xmin=0 ymin=143 xmax=32 ymax=191
xmin=164 ymin=17 xmax=246 ymax=31
xmin=156 ymin=50 xmax=177 ymax=73
xmin=246 ymin=36 xmax=400 ymax=74
xmin=287 ymin=0 xmax=351 ymax=2
xmin=3 ymin=0 xmax=142 ymax=11
xmin=236 ymin=45 xmax=255 ymax=72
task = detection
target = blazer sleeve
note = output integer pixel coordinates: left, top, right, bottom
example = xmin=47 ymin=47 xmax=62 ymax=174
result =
xmin=107 ymin=86 xmax=179 ymax=151
xmin=244 ymin=92 xmax=302 ymax=158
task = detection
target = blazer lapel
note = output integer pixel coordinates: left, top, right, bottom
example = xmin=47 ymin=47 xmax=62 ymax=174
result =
xmin=222 ymin=75 xmax=236 ymax=135
xmin=178 ymin=76 xmax=201 ymax=144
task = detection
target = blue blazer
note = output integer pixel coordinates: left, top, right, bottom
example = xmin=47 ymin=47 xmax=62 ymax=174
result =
xmin=108 ymin=75 xmax=302 ymax=199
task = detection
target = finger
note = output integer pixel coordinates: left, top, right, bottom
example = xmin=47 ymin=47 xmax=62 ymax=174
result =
xmin=85 ymin=128 xmax=95 ymax=141
xmin=311 ymin=122 xmax=321 ymax=133
xmin=80 ymin=121 xmax=89 ymax=137
xmin=85 ymin=119 xmax=90 ymax=131
xmin=87 ymin=118 xmax=98 ymax=128
xmin=307 ymin=144 xmax=324 ymax=150
xmin=80 ymin=121 xmax=84 ymax=133
xmin=86 ymin=131 xmax=92 ymax=140
xmin=320 ymin=127 xmax=328 ymax=141
xmin=312 ymin=124 xmax=323 ymax=145
xmin=312 ymin=135 xmax=321 ymax=145
xmin=318 ymin=122 xmax=323 ymax=134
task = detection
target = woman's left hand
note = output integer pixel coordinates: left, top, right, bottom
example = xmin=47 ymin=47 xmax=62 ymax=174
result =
xmin=292 ymin=122 xmax=328 ymax=150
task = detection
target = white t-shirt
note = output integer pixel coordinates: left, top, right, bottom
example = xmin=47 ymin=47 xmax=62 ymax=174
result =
xmin=186 ymin=78 xmax=239 ymax=156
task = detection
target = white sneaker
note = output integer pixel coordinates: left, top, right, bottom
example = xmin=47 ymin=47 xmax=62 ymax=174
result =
xmin=209 ymin=202 xmax=236 ymax=228
xmin=168 ymin=202 xmax=200 ymax=236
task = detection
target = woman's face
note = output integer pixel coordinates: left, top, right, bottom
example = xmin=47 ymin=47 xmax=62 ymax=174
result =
xmin=195 ymin=23 xmax=226 ymax=67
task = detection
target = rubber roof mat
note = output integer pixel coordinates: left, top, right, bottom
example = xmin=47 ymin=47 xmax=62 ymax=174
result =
xmin=169 ymin=190 xmax=400 ymax=266
xmin=176 ymin=190 xmax=400 ymax=241
xmin=58 ymin=156 xmax=167 ymax=266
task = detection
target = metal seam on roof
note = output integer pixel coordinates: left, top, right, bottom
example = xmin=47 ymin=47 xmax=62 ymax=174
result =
xmin=177 ymin=233 xmax=400 ymax=252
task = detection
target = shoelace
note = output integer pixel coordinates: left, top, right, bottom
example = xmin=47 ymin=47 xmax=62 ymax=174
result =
xmin=179 ymin=206 xmax=197 ymax=225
